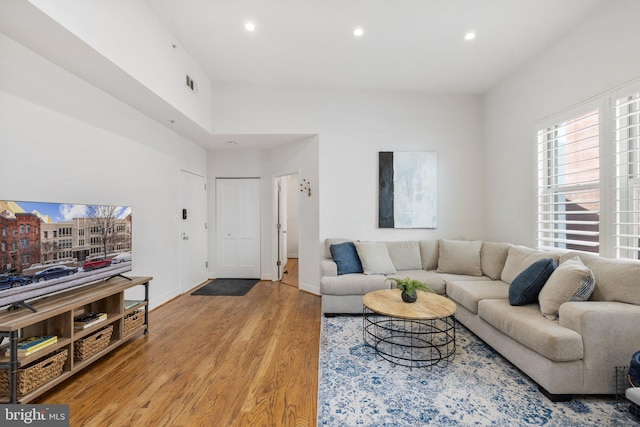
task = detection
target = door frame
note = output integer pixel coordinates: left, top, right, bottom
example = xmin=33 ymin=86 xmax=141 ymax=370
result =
xmin=272 ymin=172 xmax=300 ymax=283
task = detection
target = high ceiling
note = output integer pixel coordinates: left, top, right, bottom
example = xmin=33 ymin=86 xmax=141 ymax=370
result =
xmin=146 ymin=0 xmax=603 ymax=94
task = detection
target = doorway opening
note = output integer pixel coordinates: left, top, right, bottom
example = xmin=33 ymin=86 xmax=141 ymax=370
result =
xmin=276 ymin=173 xmax=299 ymax=288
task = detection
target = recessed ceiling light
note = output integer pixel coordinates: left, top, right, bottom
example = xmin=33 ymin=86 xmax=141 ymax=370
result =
xmin=245 ymin=22 xmax=256 ymax=32
xmin=226 ymin=141 xmax=237 ymax=145
xmin=353 ymin=27 xmax=364 ymax=37
xmin=465 ymin=32 xmax=476 ymax=41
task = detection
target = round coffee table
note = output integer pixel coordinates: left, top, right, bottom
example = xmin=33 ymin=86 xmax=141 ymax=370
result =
xmin=363 ymin=289 xmax=456 ymax=369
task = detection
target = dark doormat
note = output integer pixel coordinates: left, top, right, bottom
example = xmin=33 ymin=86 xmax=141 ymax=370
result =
xmin=191 ymin=278 xmax=260 ymax=296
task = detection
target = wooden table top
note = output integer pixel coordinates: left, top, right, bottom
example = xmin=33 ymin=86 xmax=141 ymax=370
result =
xmin=363 ymin=289 xmax=456 ymax=320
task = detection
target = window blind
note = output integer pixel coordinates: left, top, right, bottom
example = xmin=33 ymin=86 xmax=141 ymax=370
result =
xmin=614 ymin=91 xmax=640 ymax=259
xmin=536 ymin=110 xmax=600 ymax=253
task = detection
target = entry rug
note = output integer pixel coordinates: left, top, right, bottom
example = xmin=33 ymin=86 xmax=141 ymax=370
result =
xmin=191 ymin=278 xmax=259 ymax=296
xmin=317 ymin=316 xmax=637 ymax=426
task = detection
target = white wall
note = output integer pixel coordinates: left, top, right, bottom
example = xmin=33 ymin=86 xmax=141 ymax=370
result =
xmin=484 ymin=0 xmax=640 ymax=245
xmin=210 ymin=84 xmax=485 ymax=245
xmin=286 ymin=173 xmax=300 ymax=258
xmin=27 ymin=0 xmax=212 ymax=132
xmin=0 ymin=34 xmax=207 ymax=308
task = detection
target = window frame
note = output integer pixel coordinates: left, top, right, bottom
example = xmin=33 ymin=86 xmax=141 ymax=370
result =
xmin=533 ymin=79 xmax=640 ymax=260
xmin=535 ymin=99 xmax=606 ymax=255
xmin=611 ymin=80 xmax=640 ymax=259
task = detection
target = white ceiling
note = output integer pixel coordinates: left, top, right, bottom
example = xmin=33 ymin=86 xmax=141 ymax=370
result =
xmin=0 ymin=0 xmax=606 ymax=151
xmin=146 ymin=0 xmax=604 ymax=95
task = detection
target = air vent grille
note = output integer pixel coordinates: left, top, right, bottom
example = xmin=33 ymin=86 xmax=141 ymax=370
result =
xmin=185 ymin=75 xmax=197 ymax=92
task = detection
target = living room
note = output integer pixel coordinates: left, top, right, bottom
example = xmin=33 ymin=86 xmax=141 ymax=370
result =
xmin=1 ymin=0 xmax=639 ymax=425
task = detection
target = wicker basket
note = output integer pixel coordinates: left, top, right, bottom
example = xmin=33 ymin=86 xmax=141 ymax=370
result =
xmin=124 ymin=309 xmax=145 ymax=336
xmin=0 ymin=349 xmax=68 ymax=396
xmin=74 ymin=325 xmax=113 ymax=361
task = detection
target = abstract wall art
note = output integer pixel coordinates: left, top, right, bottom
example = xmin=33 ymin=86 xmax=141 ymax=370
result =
xmin=379 ymin=151 xmax=437 ymax=228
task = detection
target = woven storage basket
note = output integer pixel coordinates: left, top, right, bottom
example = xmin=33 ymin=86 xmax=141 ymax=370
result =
xmin=74 ymin=324 xmax=113 ymax=361
xmin=0 ymin=349 xmax=68 ymax=396
xmin=124 ymin=309 xmax=144 ymax=336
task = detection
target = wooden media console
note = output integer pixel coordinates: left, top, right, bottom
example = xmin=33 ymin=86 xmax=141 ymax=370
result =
xmin=0 ymin=275 xmax=151 ymax=403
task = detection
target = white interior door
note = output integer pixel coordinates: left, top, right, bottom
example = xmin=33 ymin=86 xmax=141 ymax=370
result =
xmin=277 ymin=178 xmax=288 ymax=280
xmin=179 ymin=170 xmax=208 ymax=293
xmin=216 ymin=178 xmax=261 ymax=278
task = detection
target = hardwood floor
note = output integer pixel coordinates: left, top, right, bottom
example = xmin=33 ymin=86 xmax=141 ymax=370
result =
xmin=280 ymin=258 xmax=299 ymax=288
xmin=35 ymin=281 xmax=322 ymax=427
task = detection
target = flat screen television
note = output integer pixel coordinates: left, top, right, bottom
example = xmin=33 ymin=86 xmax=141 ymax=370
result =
xmin=0 ymin=200 xmax=132 ymax=311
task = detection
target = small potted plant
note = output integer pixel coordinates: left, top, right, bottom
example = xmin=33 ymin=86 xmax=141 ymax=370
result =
xmin=386 ymin=277 xmax=434 ymax=303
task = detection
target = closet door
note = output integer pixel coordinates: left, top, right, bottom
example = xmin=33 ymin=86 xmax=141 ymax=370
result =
xmin=216 ymin=178 xmax=260 ymax=278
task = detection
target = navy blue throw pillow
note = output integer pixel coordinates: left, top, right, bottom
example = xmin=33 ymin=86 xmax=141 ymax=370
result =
xmin=629 ymin=351 xmax=640 ymax=387
xmin=330 ymin=242 xmax=363 ymax=275
xmin=509 ymin=258 xmax=558 ymax=306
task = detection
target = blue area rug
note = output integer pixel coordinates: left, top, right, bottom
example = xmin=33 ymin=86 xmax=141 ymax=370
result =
xmin=317 ymin=316 xmax=637 ymax=426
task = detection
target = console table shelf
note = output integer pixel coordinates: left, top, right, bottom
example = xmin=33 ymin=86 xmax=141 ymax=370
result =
xmin=0 ymin=275 xmax=151 ymax=403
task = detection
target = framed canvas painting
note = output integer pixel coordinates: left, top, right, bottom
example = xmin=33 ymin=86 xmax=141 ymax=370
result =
xmin=379 ymin=151 xmax=437 ymax=228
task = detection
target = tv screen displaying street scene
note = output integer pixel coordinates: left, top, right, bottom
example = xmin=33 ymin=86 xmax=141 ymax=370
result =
xmin=0 ymin=200 xmax=132 ymax=308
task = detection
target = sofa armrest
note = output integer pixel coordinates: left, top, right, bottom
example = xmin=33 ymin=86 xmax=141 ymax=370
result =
xmin=559 ymin=301 xmax=640 ymax=337
xmin=321 ymin=259 xmax=338 ymax=277
xmin=559 ymin=301 xmax=640 ymax=391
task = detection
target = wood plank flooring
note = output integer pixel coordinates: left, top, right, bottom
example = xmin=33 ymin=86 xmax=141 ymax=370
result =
xmin=35 ymin=281 xmax=322 ymax=427
xmin=280 ymin=258 xmax=299 ymax=288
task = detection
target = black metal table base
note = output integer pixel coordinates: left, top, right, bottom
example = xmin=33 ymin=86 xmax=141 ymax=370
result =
xmin=363 ymin=306 xmax=456 ymax=369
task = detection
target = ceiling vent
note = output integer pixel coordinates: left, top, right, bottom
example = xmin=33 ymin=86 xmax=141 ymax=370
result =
xmin=185 ymin=75 xmax=197 ymax=93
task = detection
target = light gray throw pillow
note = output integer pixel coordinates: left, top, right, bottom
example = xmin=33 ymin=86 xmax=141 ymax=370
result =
xmin=538 ymin=256 xmax=596 ymax=320
xmin=354 ymin=242 xmax=397 ymax=275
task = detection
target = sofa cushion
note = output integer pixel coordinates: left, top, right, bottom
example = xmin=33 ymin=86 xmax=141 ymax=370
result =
xmin=419 ymin=240 xmax=439 ymax=271
xmin=478 ymin=299 xmax=584 ymax=362
xmin=435 ymin=273 xmax=492 ymax=283
xmin=481 ymin=241 xmax=512 ymax=280
xmin=387 ymin=270 xmax=447 ymax=294
xmin=436 ymin=239 xmax=483 ymax=276
xmin=354 ymin=242 xmax=397 ymax=275
xmin=509 ymin=258 xmax=557 ymax=306
xmin=320 ymin=274 xmax=388 ymax=296
xmin=560 ymin=251 xmax=640 ymax=305
xmin=330 ymin=242 xmax=363 ymax=275
xmin=446 ymin=280 xmax=509 ymax=314
xmin=501 ymin=246 xmax=561 ymax=284
xmin=539 ymin=256 xmax=595 ymax=320
xmin=324 ymin=238 xmax=353 ymax=259
xmin=385 ymin=241 xmax=422 ymax=271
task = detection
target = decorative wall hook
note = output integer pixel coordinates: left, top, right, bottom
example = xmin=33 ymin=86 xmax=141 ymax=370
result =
xmin=300 ymin=179 xmax=312 ymax=197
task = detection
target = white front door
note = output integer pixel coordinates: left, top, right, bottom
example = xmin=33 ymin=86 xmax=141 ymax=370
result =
xmin=216 ymin=178 xmax=261 ymax=278
xmin=179 ymin=170 xmax=208 ymax=293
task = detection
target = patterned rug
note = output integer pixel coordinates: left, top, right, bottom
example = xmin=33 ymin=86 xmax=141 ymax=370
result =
xmin=317 ymin=316 xmax=638 ymax=426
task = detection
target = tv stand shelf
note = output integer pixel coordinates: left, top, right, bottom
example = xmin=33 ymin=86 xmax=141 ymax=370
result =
xmin=0 ymin=275 xmax=151 ymax=403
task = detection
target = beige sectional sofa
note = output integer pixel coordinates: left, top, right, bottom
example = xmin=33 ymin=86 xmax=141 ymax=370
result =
xmin=320 ymin=238 xmax=640 ymax=399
